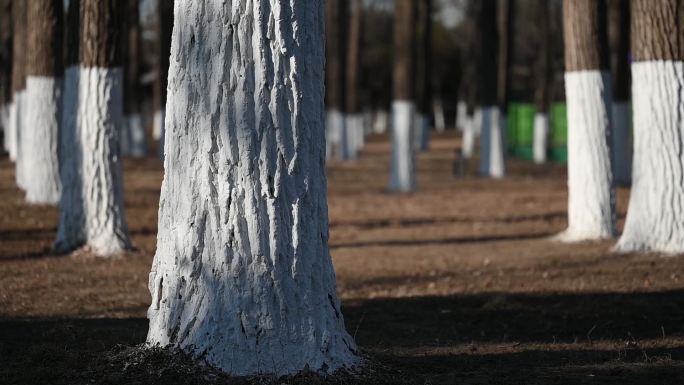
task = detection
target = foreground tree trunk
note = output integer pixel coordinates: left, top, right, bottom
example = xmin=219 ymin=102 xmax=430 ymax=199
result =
xmin=389 ymin=0 xmax=417 ymax=192
xmin=415 ymin=0 xmax=432 ymax=151
xmin=325 ymin=0 xmax=347 ymax=160
xmin=56 ymin=0 xmax=130 ymax=256
xmin=10 ymin=1 xmax=25 ymax=185
xmin=23 ymin=0 xmax=63 ymax=204
xmin=607 ymin=0 xmax=631 ymax=185
xmin=533 ymin=0 xmax=551 ymax=164
xmin=616 ymin=0 xmax=684 ymax=253
xmin=345 ymin=0 xmax=363 ymax=160
xmin=121 ymin=0 xmax=146 ymax=158
xmin=153 ymin=0 xmax=173 ymax=157
xmin=146 ymin=2 xmax=358 ymax=375
xmin=558 ymin=0 xmax=615 ymax=242
xmin=478 ymin=0 xmax=505 ymax=178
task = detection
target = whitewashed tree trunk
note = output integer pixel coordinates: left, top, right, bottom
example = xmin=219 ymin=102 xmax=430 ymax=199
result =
xmin=325 ymin=109 xmax=342 ymax=160
xmin=456 ymin=100 xmax=467 ymax=132
xmin=1 ymin=103 xmax=10 ymax=153
xmin=433 ymin=98 xmax=445 ymax=132
xmin=473 ymin=107 xmax=483 ymax=136
xmin=372 ymin=109 xmax=388 ymax=134
xmin=616 ymin=61 xmax=684 ymax=253
xmin=533 ymin=112 xmax=549 ymax=164
xmin=462 ymin=113 xmax=475 ymax=158
xmin=153 ymin=108 xmax=163 ymax=139
xmin=557 ymin=71 xmax=615 ymax=241
xmin=6 ymin=98 xmax=16 ymax=160
xmin=23 ymin=77 xmax=62 ymax=204
xmin=146 ymin=2 xmax=358 ymax=375
xmin=478 ymin=106 xmax=505 ymax=178
xmin=389 ymin=100 xmax=416 ymax=192
xmin=13 ymin=90 xmax=26 ymax=188
xmin=611 ymin=101 xmax=631 ymax=184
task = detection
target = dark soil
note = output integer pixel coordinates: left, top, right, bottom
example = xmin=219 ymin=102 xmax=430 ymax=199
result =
xmin=1 ymin=132 xmax=683 ymax=384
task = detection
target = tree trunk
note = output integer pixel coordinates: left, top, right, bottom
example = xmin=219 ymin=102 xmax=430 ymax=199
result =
xmin=345 ymin=0 xmax=363 ymax=160
xmin=478 ymin=0 xmax=505 ymax=178
xmin=415 ymin=0 xmax=432 ymax=151
xmin=56 ymin=0 xmax=130 ymax=256
xmin=533 ymin=0 xmax=551 ymax=164
xmin=558 ymin=0 xmax=615 ymax=242
xmin=23 ymin=0 xmax=63 ymax=204
xmin=0 ymin=0 xmax=11 ymax=150
xmin=145 ymin=2 xmax=358 ymax=375
xmin=389 ymin=0 xmax=417 ymax=192
xmin=153 ymin=0 xmax=173 ymax=158
xmin=607 ymin=0 xmax=631 ymax=185
xmin=325 ymin=0 xmax=347 ymax=160
xmin=121 ymin=0 xmax=146 ymax=158
xmin=616 ymin=0 xmax=684 ymax=253
xmin=9 ymin=0 xmax=25 ymax=184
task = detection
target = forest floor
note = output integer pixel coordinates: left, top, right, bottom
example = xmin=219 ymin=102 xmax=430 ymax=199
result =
xmin=1 ymin=132 xmax=684 ymax=384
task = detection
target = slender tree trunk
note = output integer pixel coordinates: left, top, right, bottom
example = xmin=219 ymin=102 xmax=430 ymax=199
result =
xmin=607 ymin=0 xmax=631 ymax=185
xmin=345 ymin=0 xmax=363 ymax=160
xmin=9 ymin=1 xmax=25 ymax=182
xmin=56 ymin=0 xmax=130 ymax=256
xmin=23 ymin=0 xmax=63 ymax=204
xmin=478 ymin=0 xmax=505 ymax=178
xmin=153 ymin=0 xmax=173 ymax=158
xmin=616 ymin=0 xmax=684 ymax=253
xmin=415 ymin=0 xmax=432 ymax=151
xmin=0 ymin=0 xmax=11 ymax=149
xmin=325 ymin=0 xmax=347 ymax=160
xmin=558 ymin=0 xmax=615 ymax=242
xmin=389 ymin=0 xmax=417 ymax=192
xmin=533 ymin=0 xmax=551 ymax=164
xmin=146 ymin=1 xmax=358 ymax=375
xmin=122 ymin=0 xmax=146 ymax=158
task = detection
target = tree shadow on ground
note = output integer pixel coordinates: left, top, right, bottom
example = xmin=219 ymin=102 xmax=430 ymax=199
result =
xmin=1 ymin=290 xmax=683 ymax=384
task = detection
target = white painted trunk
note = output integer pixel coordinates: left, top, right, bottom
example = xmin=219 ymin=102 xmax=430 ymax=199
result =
xmin=456 ymin=100 xmax=467 ymax=132
xmin=1 ymin=103 xmax=9 ymax=152
xmin=389 ymin=100 xmax=416 ymax=192
xmin=533 ymin=112 xmax=549 ymax=164
xmin=616 ymin=61 xmax=684 ymax=253
xmin=325 ymin=109 xmax=342 ymax=160
xmin=372 ymin=109 xmax=388 ymax=134
xmin=153 ymin=108 xmax=164 ymax=140
xmin=345 ymin=113 xmax=363 ymax=160
xmin=461 ymin=114 xmax=475 ymax=158
xmin=23 ymin=76 xmax=63 ymax=204
xmin=557 ymin=70 xmax=615 ymax=242
xmin=611 ymin=102 xmax=631 ymax=185
xmin=55 ymin=66 xmax=84 ymax=252
xmin=124 ymin=113 xmax=147 ymax=158
xmin=13 ymin=90 xmax=27 ymax=189
xmin=155 ymin=108 xmax=166 ymax=159
xmin=146 ymin=2 xmax=357 ymax=376
xmin=433 ymin=98 xmax=445 ymax=132
xmin=473 ymin=107 xmax=483 ymax=136
xmin=5 ymin=101 xmax=14 ymax=158
xmin=413 ymin=114 xmax=429 ymax=151
xmin=479 ymin=106 xmax=505 ymax=178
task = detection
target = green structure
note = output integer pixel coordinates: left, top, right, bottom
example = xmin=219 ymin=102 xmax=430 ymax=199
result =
xmin=506 ymin=102 xmax=567 ymax=164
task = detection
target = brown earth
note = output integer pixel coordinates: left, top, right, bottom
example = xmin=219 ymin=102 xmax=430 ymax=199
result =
xmin=1 ymin=132 xmax=683 ymax=384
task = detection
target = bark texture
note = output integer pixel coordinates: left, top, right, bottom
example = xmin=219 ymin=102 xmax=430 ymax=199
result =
xmin=631 ymin=0 xmax=684 ymax=61
xmin=146 ymin=1 xmax=358 ymax=375
xmin=80 ymin=0 xmax=123 ymax=68
xmin=27 ymin=0 xmax=63 ymax=77
xmin=393 ymin=0 xmax=416 ymax=101
xmin=563 ymin=0 xmax=609 ymax=71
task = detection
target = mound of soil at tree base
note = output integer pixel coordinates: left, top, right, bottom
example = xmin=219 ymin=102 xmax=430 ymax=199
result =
xmin=1 ymin=133 xmax=684 ymax=384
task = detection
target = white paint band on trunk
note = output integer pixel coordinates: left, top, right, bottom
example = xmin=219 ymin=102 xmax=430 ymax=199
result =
xmin=24 ymin=76 xmax=63 ymax=204
xmin=456 ymin=100 xmax=467 ymax=132
xmin=462 ymin=114 xmax=475 ymax=158
xmin=479 ymin=106 xmax=505 ymax=178
xmin=372 ymin=109 xmax=388 ymax=134
xmin=13 ymin=90 xmax=27 ymax=188
xmin=611 ymin=101 xmax=631 ymax=185
xmin=617 ymin=61 xmax=684 ymax=254
xmin=389 ymin=100 xmax=416 ymax=192
xmin=557 ymin=70 xmax=615 ymax=242
xmin=533 ymin=112 xmax=549 ymax=164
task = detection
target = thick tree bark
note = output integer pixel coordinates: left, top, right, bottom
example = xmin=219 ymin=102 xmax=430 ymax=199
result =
xmin=533 ymin=0 xmax=551 ymax=164
xmin=146 ymin=1 xmax=358 ymax=375
xmin=23 ymin=0 xmax=63 ymax=204
xmin=415 ymin=0 xmax=432 ymax=151
xmin=607 ymin=0 xmax=631 ymax=184
xmin=558 ymin=0 xmax=615 ymax=242
xmin=616 ymin=0 xmax=684 ymax=253
xmin=121 ymin=0 xmax=146 ymax=158
xmin=344 ymin=0 xmax=363 ymax=160
xmin=478 ymin=0 xmax=505 ymax=177
xmin=389 ymin=0 xmax=417 ymax=192
xmin=56 ymin=0 xmax=130 ymax=256
xmin=325 ymin=0 xmax=347 ymax=160
xmin=153 ymin=0 xmax=173 ymax=156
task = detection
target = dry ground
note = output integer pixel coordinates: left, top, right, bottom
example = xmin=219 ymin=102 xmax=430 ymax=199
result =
xmin=1 ymin=132 xmax=684 ymax=384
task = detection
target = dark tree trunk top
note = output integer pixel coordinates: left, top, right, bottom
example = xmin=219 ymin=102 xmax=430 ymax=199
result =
xmin=65 ymin=0 xmax=80 ymax=67
xmin=346 ymin=0 xmax=362 ymax=114
xmin=11 ymin=0 xmax=25 ymax=93
xmin=608 ymin=0 xmax=630 ymax=101
xmin=0 ymin=0 xmax=12 ymax=103
xmin=563 ymin=0 xmax=609 ymax=72
xmin=478 ymin=0 xmax=498 ymax=106
xmin=497 ymin=0 xmax=514 ymax=111
xmin=325 ymin=0 xmax=346 ymax=111
xmin=393 ymin=0 xmax=416 ymax=101
xmin=79 ymin=0 xmax=123 ymax=68
xmin=124 ymin=0 xmax=141 ymax=114
xmin=27 ymin=0 xmax=64 ymax=77
xmin=415 ymin=0 xmax=432 ymax=114
xmin=631 ymin=0 xmax=684 ymax=62
xmin=534 ymin=0 xmax=551 ymax=112
xmin=158 ymin=0 xmax=173 ymax=107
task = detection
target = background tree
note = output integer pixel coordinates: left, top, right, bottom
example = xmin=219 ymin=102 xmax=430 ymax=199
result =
xmin=616 ymin=0 xmax=684 ymax=253
xmin=326 ymin=0 xmax=347 ymax=160
xmin=478 ymin=0 xmax=505 ymax=178
xmin=9 ymin=0 xmax=25 ymax=184
xmin=153 ymin=0 xmax=173 ymax=157
xmin=415 ymin=0 xmax=432 ymax=151
xmin=607 ymin=0 xmax=631 ymax=185
xmin=56 ymin=0 xmax=130 ymax=255
xmin=121 ymin=0 xmax=146 ymax=158
xmin=533 ymin=0 xmax=551 ymax=164
xmin=558 ymin=0 xmax=615 ymax=242
xmin=345 ymin=0 xmax=363 ymax=160
xmin=0 ymin=0 xmax=11 ymax=148
xmin=23 ymin=0 xmax=63 ymax=204
xmin=389 ymin=0 xmax=418 ymax=192
xmin=146 ymin=1 xmax=358 ymax=375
